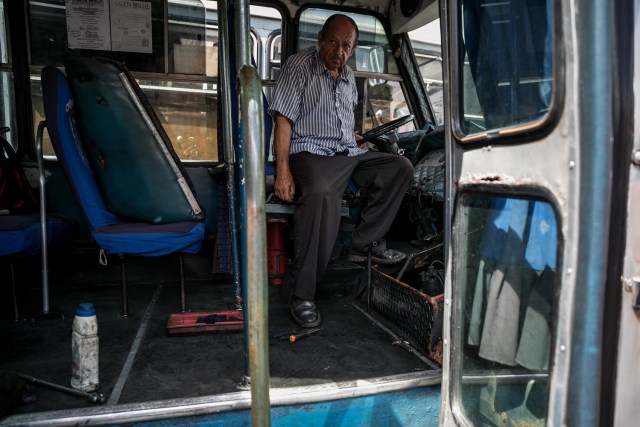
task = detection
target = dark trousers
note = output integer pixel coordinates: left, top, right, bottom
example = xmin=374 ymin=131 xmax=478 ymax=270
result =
xmin=287 ymin=151 xmax=413 ymax=300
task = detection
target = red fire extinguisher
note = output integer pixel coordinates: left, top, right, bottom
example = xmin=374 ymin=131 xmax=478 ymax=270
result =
xmin=267 ymin=218 xmax=288 ymax=285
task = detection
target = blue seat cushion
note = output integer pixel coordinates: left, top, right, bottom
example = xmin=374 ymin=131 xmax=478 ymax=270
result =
xmin=93 ymin=221 xmax=206 ymax=256
xmin=0 ymin=214 xmax=76 ymax=257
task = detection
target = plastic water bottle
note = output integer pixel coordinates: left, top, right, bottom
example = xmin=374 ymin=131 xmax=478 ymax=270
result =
xmin=71 ymin=303 xmax=99 ymax=392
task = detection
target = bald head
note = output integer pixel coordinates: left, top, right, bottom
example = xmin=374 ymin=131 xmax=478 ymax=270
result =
xmin=317 ymin=14 xmax=359 ymax=76
xmin=320 ymin=14 xmax=360 ymax=43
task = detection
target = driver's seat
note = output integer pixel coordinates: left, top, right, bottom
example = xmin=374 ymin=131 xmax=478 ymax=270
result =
xmin=263 ymin=112 xmax=358 ymax=216
xmin=265 ymin=153 xmax=359 ymax=217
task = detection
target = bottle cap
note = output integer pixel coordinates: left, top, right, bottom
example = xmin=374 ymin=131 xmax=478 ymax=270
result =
xmin=75 ymin=303 xmax=96 ymax=317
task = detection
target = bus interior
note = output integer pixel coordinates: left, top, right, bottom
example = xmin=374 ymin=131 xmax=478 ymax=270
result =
xmin=1 ymin=2 xmax=450 ymax=423
xmin=1 ymin=0 xmax=634 ymax=426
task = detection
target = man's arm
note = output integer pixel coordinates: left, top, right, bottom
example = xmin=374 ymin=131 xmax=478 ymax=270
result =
xmin=273 ymin=113 xmax=296 ymax=202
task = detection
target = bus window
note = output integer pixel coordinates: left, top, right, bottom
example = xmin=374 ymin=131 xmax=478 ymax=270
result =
xmin=457 ymin=0 xmax=554 ymax=137
xmin=139 ymin=79 xmax=218 ymax=160
xmin=146 ymin=1 xmax=218 ymax=161
xmin=298 ymin=8 xmax=415 ymax=134
xmin=249 ymin=5 xmax=282 ymax=80
xmin=268 ymin=32 xmax=281 ymax=80
xmin=169 ymin=0 xmax=216 ymax=76
xmin=0 ymin=0 xmax=17 ymax=150
xmin=27 ymin=0 xmax=220 ymax=162
xmin=409 ymin=20 xmax=444 ymax=126
xmin=454 ymin=194 xmax=557 ymax=426
xmin=28 ymin=0 xmax=165 ymax=72
xmin=0 ymin=0 xmax=6 ymax=64
xmin=27 ymin=1 xmax=285 ymax=162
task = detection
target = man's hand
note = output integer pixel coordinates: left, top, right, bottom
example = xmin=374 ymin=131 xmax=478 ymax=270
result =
xmin=273 ymin=113 xmax=295 ymax=202
xmin=274 ymin=168 xmax=295 ymax=202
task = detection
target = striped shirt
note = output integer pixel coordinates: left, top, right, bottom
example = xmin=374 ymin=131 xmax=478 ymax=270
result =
xmin=268 ymin=49 xmax=367 ymax=157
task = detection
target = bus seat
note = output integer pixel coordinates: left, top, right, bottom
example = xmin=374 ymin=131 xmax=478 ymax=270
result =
xmin=0 ymin=214 xmax=75 ymax=321
xmin=62 ymin=55 xmax=205 ymax=225
xmin=1 ymin=130 xmax=75 ymax=321
xmin=41 ymin=65 xmax=206 ymax=316
xmin=262 ymin=100 xmax=351 ymax=216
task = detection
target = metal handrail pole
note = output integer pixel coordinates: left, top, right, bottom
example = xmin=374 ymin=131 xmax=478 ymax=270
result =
xmin=235 ymin=0 xmax=252 ymax=67
xmin=238 ymin=64 xmax=270 ymax=427
xmin=36 ymin=121 xmax=49 ymax=314
xmin=229 ymin=0 xmax=252 ymax=390
xmin=218 ymin=0 xmax=242 ymax=308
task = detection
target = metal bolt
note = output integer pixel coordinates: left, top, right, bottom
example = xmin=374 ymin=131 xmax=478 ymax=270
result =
xmin=622 ymin=276 xmax=640 ymax=292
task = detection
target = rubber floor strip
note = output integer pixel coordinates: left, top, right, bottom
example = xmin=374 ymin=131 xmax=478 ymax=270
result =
xmin=107 ymin=284 xmax=162 ymax=405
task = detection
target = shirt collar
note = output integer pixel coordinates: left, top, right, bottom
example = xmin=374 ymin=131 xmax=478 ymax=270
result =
xmin=313 ymin=49 xmax=351 ymax=82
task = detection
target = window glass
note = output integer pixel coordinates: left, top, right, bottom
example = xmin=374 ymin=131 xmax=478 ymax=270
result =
xmin=250 ymin=5 xmax=281 ymax=80
xmin=138 ymin=78 xmax=218 ymax=160
xmin=458 ymin=0 xmax=553 ymax=136
xmin=456 ymin=194 xmax=556 ymax=426
xmin=27 ymin=1 xmax=221 ymax=161
xmin=28 ymin=0 xmax=66 ymax=67
xmin=0 ymin=0 xmax=6 ymax=64
xmin=32 ymin=75 xmax=220 ymax=161
xmin=29 ymin=0 xmax=166 ymax=72
xmin=409 ymin=20 xmax=444 ymax=126
xmin=268 ymin=33 xmax=281 ymax=80
xmin=29 ymin=1 xmax=284 ymax=162
xmin=298 ymin=8 xmax=414 ymax=134
xmin=1 ymin=73 xmax=17 ymax=150
xmin=298 ymin=8 xmax=398 ymax=75
xmin=0 ymin=0 xmax=17 ymax=149
xmin=358 ymin=80 xmax=415 ymax=134
xmin=169 ymin=0 xmax=217 ymax=76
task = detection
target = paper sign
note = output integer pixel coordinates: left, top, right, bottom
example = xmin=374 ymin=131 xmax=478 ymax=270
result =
xmin=66 ymin=0 xmax=111 ymax=51
xmin=110 ymin=0 xmax=152 ymax=53
xmin=65 ymin=0 xmax=152 ymax=53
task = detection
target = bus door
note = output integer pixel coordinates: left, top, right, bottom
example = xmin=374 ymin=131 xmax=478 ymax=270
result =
xmin=439 ymin=0 xmax=616 ymax=425
xmin=615 ymin=0 xmax=640 ymax=425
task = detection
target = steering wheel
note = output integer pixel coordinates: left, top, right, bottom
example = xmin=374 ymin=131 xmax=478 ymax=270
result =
xmin=360 ymin=114 xmax=414 ymax=143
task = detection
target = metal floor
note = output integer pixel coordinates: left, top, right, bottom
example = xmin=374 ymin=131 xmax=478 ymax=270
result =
xmin=0 ymin=244 xmax=433 ymax=418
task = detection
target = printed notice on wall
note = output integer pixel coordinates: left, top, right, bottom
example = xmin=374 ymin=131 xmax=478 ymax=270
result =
xmin=66 ymin=0 xmax=111 ymax=50
xmin=110 ymin=0 xmax=152 ymax=53
xmin=65 ymin=0 xmax=152 ymax=53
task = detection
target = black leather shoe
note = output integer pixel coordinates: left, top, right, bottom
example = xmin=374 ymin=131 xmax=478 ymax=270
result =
xmin=347 ymin=247 xmax=406 ymax=264
xmin=290 ymin=297 xmax=321 ymax=328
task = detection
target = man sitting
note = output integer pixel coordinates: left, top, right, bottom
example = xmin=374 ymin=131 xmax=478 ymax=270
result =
xmin=268 ymin=14 xmax=413 ymax=328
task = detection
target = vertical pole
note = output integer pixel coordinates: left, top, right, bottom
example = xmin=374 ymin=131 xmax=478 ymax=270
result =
xmin=119 ymin=254 xmax=130 ymax=318
xmin=367 ymin=249 xmax=372 ymax=312
xmin=36 ymin=122 xmax=49 ymax=314
xmin=238 ymin=64 xmax=270 ymax=427
xmin=227 ymin=0 xmax=271 ymax=423
xmin=10 ymin=263 xmax=19 ymax=321
xmin=179 ymin=253 xmax=186 ymax=312
xmin=224 ymin=0 xmax=252 ymax=390
xmin=218 ymin=0 xmax=242 ymax=310
xmin=568 ymin=0 xmax=613 ymax=425
xmin=235 ymin=0 xmax=252 ymax=67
